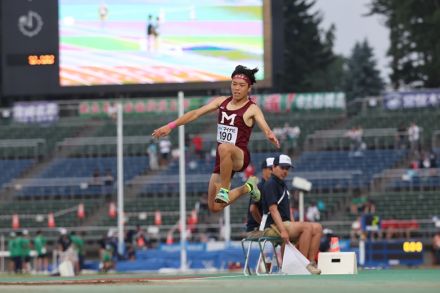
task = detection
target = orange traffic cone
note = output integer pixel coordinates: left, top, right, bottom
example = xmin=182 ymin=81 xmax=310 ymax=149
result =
xmin=154 ymin=210 xmax=162 ymax=226
xmin=48 ymin=212 xmax=56 ymax=228
xmin=77 ymin=203 xmax=85 ymax=219
xmin=190 ymin=209 xmax=198 ymax=225
xmin=108 ymin=202 xmax=116 ymax=218
xmin=166 ymin=233 xmax=173 ymax=244
xmin=12 ymin=214 xmax=20 ymax=229
xmin=329 ymin=237 xmax=340 ymax=252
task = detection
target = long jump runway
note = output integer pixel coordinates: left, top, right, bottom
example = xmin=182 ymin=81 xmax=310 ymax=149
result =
xmin=0 ymin=269 xmax=439 ymax=293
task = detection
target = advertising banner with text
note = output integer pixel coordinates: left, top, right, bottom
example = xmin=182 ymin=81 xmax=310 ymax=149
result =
xmin=78 ymin=92 xmax=345 ymax=117
xmin=384 ymin=90 xmax=440 ymax=110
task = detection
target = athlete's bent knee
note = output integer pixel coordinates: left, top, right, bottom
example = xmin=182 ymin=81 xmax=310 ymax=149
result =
xmin=217 ymin=143 xmax=233 ymax=156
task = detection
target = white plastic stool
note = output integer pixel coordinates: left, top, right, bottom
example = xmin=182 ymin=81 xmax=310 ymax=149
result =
xmin=317 ymin=252 xmax=358 ymax=274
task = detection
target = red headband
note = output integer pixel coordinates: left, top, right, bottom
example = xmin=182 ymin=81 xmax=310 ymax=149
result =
xmin=232 ymin=74 xmax=251 ymax=86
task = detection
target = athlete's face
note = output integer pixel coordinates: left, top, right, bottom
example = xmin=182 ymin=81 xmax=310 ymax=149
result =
xmin=272 ymin=165 xmax=290 ymax=180
xmin=231 ymin=78 xmax=251 ymax=100
xmin=262 ymin=167 xmax=273 ymax=181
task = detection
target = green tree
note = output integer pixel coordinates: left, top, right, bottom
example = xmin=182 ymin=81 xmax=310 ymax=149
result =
xmin=368 ymin=0 xmax=440 ymax=88
xmin=344 ymin=40 xmax=384 ymax=101
xmin=281 ymin=0 xmax=341 ymax=92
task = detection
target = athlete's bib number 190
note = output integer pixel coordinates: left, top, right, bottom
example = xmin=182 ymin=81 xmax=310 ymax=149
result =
xmin=217 ymin=124 xmax=238 ymax=144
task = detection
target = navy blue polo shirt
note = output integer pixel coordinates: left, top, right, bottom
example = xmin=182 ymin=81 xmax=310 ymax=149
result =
xmin=262 ymin=174 xmax=290 ymax=228
xmin=246 ymin=179 xmax=266 ymax=232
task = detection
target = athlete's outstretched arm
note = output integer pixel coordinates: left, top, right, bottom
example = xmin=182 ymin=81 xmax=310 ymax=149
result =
xmin=152 ymin=96 xmax=227 ymax=139
xmin=252 ymin=105 xmax=280 ymax=149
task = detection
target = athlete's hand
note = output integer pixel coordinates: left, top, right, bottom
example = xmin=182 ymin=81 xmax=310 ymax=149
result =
xmin=267 ymin=131 xmax=280 ymax=149
xmin=152 ymin=125 xmax=172 ymax=139
xmin=280 ymin=230 xmax=291 ymax=245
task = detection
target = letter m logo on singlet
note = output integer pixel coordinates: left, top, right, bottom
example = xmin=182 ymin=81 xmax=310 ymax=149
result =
xmin=220 ymin=112 xmax=237 ymax=126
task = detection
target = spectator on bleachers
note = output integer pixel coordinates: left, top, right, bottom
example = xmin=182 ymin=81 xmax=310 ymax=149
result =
xmin=135 ymin=225 xmax=148 ymax=249
xmin=191 ymin=134 xmax=204 ymax=159
xmin=362 ymin=198 xmax=376 ymax=214
xmin=34 ymin=230 xmax=48 ymax=273
xmin=146 ymin=141 xmax=159 ymax=171
xmin=396 ymin=122 xmax=408 ymax=149
xmin=317 ymin=199 xmax=326 ymax=214
xmin=345 ymin=126 xmax=364 ymax=156
xmin=408 ymin=121 xmax=421 ymax=155
xmin=350 ymin=192 xmax=367 ymax=215
xmin=107 ymin=102 xmax=117 ymax=121
xmin=283 ymin=123 xmax=300 ymax=155
xmin=306 ymin=201 xmax=320 ymax=222
xmin=103 ymin=168 xmax=114 ymax=193
xmin=350 ymin=216 xmax=362 ymax=242
xmin=159 ymin=137 xmax=171 ymax=167
xmin=433 ymin=231 xmax=440 ymax=265
xmin=91 ymin=168 xmax=101 ymax=185
xmin=429 ymin=150 xmax=438 ymax=168
xmin=419 ymin=151 xmax=432 ymax=169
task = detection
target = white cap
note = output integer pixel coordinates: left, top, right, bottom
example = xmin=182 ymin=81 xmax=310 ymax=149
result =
xmin=266 ymin=157 xmax=274 ymax=167
xmin=261 ymin=157 xmax=274 ymax=169
xmin=274 ymin=154 xmax=293 ymax=168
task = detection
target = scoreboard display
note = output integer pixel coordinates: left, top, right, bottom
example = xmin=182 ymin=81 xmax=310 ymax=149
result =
xmin=1 ymin=0 xmax=272 ymax=97
xmin=1 ymin=0 xmax=59 ymax=96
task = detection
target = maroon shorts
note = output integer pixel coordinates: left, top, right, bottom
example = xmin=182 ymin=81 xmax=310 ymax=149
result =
xmin=212 ymin=144 xmax=250 ymax=177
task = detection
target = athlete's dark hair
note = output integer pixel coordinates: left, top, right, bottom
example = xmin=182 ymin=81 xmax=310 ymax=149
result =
xmin=231 ymin=65 xmax=259 ymax=85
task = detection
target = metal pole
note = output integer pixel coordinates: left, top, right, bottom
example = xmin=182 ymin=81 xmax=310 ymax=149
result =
xmin=224 ymin=207 xmax=231 ymax=243
xmin=117 ymin=102 xmax=125 ymax=256
xmin=299 ymin=191 xmax=304 ymax=222
xmin=0 ymin=234 xmax=4 ymax=272
xmin=178 ymin=91 xmax=187 ymax=270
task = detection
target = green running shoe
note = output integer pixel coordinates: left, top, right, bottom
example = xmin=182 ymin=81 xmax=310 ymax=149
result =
xmin=246 ymin=176 xmax=260 ymax=202
xmin=215 ymin=188 xmax=230 ymax=204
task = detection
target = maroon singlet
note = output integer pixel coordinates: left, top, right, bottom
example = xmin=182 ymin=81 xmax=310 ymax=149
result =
xmin=213 ymin=96 xmax=254 ymax=174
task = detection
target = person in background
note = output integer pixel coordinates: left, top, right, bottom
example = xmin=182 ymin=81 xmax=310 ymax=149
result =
xmin=101 ymin=244 xmax=114 ymax=272
xmin=306 ymin=201 xmax=321 ymax=222
xmin=192 ymin=134 xmax=204 ymax=159
xmin=70 ymin=231 xmax=85 ymax=274
xmin=433 ymin=231 xmax=440 ymax=265
xmin=261 ymin=154 xmax=322 ymax=274
xmin=8 ymin=232 xmax=21 ymax=274
xmin=58 ymin=228 xmax=77 ymax=275
xmin=408 ymin=122 xmax=421 ymax=156
xmin=147 ymin=141 xmax=159 ymax=171
xmin=158 ymin=137 xmax=172 ymax=167
xmin=245 ymin=157 xmax=274 ymax=237
xmin=34 ymin=230 xmax=48 ymax=273
xmin=21 ymin=230 xmax=31 ymax=273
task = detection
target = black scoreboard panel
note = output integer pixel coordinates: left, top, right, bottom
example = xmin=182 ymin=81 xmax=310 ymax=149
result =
xmin=1 ymin=0 xmax=272 ymax=97
xmin=1 ymin=0 xmax=59 ymax=96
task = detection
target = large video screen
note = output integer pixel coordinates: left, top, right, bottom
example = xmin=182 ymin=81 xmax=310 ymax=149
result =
xmin=59 ymin=0 xmax=267 ymax=87
xmin=1 ymin=0 xmax=271 ymax=97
